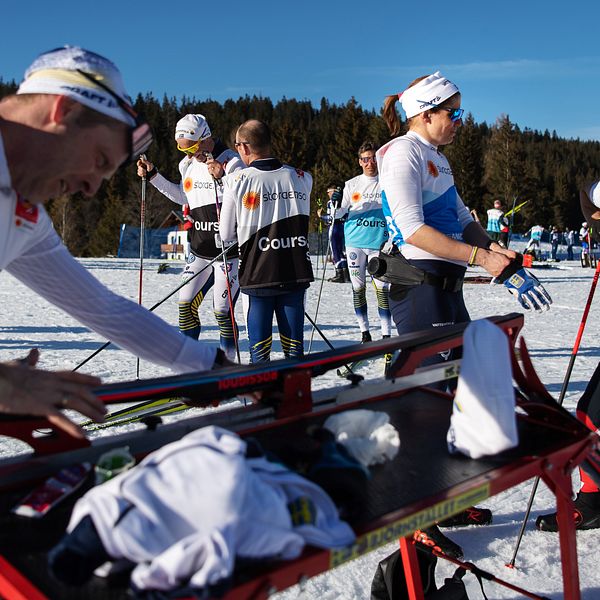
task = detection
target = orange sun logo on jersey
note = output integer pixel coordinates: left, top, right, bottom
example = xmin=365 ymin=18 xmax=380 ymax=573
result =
xmin=351 ymin=192 xmax=361 ymax=203
xmin=183 ymin=177 xmax=193 ymax=192
xmin=427 ymin=161 xmax=439 ymax=178
xmin=242 ymin=191 xmax=260 ymax=211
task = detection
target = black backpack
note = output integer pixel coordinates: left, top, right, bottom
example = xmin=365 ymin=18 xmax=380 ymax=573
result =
xmin=371 ymin=547 xmax=469 ymax=600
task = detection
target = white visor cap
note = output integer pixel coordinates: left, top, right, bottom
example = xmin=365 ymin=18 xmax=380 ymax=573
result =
xmin=17 ymin=46 xmax=136 ymax=128
xmin=175 ymin=114 xmax=211 ymax=142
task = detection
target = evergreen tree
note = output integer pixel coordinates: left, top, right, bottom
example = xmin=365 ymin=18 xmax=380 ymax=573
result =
xmin=444 ymin=113 xmax=485 ymax=215
xmin=6 ymin=79 xmax=600 ymax=251
xmin=483 ymin=115 xmax=526 ymax=210
xmin=330 ymin=98 xmax=369 ymax=183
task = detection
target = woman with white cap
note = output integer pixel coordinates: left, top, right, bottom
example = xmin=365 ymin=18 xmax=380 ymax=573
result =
xmin=376 ymin=71 xmax=552 ymax=343
xmin=138 ymin=116 xmax=244 ymax=360
xmin=374 ymin=71 xmax=552 ymax=554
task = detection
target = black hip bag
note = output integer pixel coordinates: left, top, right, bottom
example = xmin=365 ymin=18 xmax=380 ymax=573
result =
xmin=368 ymin=246 xmax=463 ymax=293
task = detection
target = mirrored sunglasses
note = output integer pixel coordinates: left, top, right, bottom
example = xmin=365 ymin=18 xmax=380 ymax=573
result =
xmin=417 ymin=99 xmax=464 ymax=123
xmin=442 ymin=107 xmax=465 ymax=123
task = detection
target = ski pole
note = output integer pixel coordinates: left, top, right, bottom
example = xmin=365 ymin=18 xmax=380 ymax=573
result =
xmin=303 ymin=311 xmax=355 ymax=375
xmin=136 ymin=155 xmax=147 ymax=379
xmin=507 ymin=258 xmax=600 ymax=568
xmin=72 ymin=243 xmax=237 ymax=372
xmin=430 ymin=548 xmax=550 ymax=600
xmin=315 ymin=199 xmax=323 ymax=276
xmin=507 ymin=196 xmax=517 ymax=248
xmin=307 ymin=202 xmax=338 ymax=354
xmin=210 ymin=162 xmax=241 ymax=363
xmin=307 ymin=237 xmax=332 ymax=354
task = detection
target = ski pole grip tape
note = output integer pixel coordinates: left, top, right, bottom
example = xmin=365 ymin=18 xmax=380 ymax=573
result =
xmin=495 ymin=254 xmax=524 ymax=283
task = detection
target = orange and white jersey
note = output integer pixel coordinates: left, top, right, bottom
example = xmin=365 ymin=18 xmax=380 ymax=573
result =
xmin=220 ymin=159 xmax=313 ymax=289
xmin=151 ymin=143 xmax=244 ymax=259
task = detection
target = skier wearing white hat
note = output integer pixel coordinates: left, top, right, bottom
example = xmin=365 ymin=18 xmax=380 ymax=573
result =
xmin=137 ymin=114 xmax=244 ymax=360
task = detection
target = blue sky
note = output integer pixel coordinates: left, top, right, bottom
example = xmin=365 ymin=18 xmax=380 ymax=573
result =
xmin=4 ymin=0 xmax=600 ymax=141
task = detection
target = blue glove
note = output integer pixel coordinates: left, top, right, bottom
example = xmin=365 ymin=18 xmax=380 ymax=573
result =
xmin=501 ymin=268 xmax=552 ymax=311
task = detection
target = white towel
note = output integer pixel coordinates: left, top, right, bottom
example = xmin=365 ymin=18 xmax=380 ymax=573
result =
xmin=324 ymin=409 xmax=400 ymax=467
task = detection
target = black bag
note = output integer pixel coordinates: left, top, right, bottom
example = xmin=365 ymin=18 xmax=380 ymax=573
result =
xmin=368 ymin=248 xmax=463 ymax=299
xmin=368 ymin=251 xmax=425 ymax=288
xmin=370 ymin=547 xmax=469 ymax=600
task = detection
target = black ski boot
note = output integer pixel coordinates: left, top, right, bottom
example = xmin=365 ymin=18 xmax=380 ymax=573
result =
xmin=438 ymin=506 xmax=493 ymax=527
xmin=536 ymin=491 xmax=600 ymax=532
xmin=413 ymin=525 xmax=464 ymax=560
xmin=361 ymin=331 xmax=372 ymax=343
xmin=328 ymin=268 xmax=346 ymax=283
xmin=342 ymin=267 xmax=351 ymax=282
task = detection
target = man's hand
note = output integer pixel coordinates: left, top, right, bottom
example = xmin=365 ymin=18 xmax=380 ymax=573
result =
xmin=331 ymin=188 xmax=343 ymax=209
xmin=206 ymin=156 xmax=225 ymax=180
xmin=488 ymin=242 xmax=517 ymax=260
xmin=136 ymin=157 xmax=154 ymax=178
xmin=475 ymin=248 xmax=513 ymax=278
xmin=0 ymin=351 xmax=106 ymax=438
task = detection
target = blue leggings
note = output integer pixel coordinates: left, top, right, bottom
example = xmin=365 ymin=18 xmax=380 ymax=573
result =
xmin=244 ymin=289 xmax=306 ymax=362
xmin=329 ymin=221 xmax=347 ymax=269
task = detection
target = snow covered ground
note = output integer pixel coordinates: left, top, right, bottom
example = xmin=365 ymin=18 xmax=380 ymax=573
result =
xmin=1 ymin=243 xmax=600 ymax=599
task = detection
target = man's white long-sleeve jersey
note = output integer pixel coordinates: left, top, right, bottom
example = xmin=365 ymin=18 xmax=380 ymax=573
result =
xmin=0 ymin=134 xmax=216 ymax=373
xmin=150 ymin=144 xmax=243 ymax=259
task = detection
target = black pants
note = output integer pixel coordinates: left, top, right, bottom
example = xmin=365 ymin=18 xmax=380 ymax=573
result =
xmin=389 ymin=260 xmax=469 ymax=371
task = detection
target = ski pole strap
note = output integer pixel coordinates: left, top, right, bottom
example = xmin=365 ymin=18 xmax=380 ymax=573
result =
xmin=368 ymin=250 xmax=463 ymax=293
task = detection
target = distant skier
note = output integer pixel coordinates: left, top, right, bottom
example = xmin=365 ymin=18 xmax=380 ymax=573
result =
xmin=220 ymin=120 xmax=314 ymax=363
xmin=579 ymin=221 xmax=592 ymax=267
xmin=137 ymin=114 xmax=244 ymax=360
xmin=524 ymin=225 xmax=544 ymax=260
xmin=550 ymin=226 xmax=560 ymax=261
xmin=319 ymin=185 xmax=349 ymax=283
xmin=486 ymin=200 xmax=505 ymax=243
xmin=341 ymin=142 xmax=391 ymax=344
xmin=566 ymin=229 xmax=576 ymax=260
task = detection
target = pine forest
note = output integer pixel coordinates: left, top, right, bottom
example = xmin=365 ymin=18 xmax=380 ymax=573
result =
xmin=2 ymin=79 xmax=600 ymax=256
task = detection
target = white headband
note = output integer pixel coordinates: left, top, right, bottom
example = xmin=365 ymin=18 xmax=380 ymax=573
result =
xmin=17 ymin=46 xmax=136 ymax=128
xmin=399 ymin=71 xmax=459 ymax=119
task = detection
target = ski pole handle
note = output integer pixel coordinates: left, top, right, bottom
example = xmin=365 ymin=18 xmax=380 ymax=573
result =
xmin=204 ymin=152 xmax=224 ymax=184
xmin=139 ymin=154 xmax=147 ymax=181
